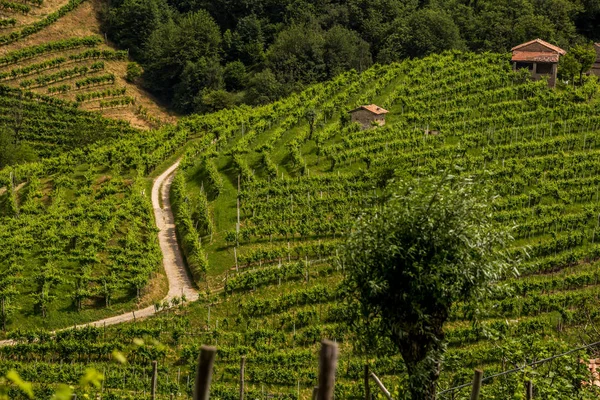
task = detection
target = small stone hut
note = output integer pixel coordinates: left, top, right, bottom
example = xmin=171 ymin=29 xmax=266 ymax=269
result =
xmin=591 ymin=43 xmax=600 ymax=77
xmin=511 ymin=38 xmax=566 ymax=88
xmin=348 ymin=104 xmax=388 ymax=129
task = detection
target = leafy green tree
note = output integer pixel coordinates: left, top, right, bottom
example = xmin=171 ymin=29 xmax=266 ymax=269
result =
xmin=244 ymin=69 xmax=284 ymax=105
xmin=570 ymin=43 xmax=597 ymax=83
xmin=347 ymin=0 xmax=416 ymax=55
xmin=103 ymin=0 xmax=171 ymax=58
xmin=199 ymin=89 xmax=239 ymax=113
xmin=379 ymin=7 xmax=464 ymax=61
xmin=143 ymin=10 xmax=222 ymax=101
xmin=559 ymin=51 xmax=582 ymax=84
xmin=125 ymin=62 xmax=143 ymax=82
xmin=172 ymin=58 xmax=224 ymax=113
xmin=404 ymin=8 xmax=465 ymax=57
xmin=267 ymin=23 xmax=326 ymax=85
xmin=323 ymin=25 xmax=372 ymax=77
xmin=223 ymin=61 xmax=247 ymax=91
xmin=341 ymin=174 xmax=513 ymax=400
xmin=512 ymin=14 xmax=557 ymax=45
xmin=223 ymin=14 xmax=266 ymax=65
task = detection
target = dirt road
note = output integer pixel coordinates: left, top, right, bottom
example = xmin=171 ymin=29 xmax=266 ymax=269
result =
xmin=0 ymin=160 xmax=197 ymax=344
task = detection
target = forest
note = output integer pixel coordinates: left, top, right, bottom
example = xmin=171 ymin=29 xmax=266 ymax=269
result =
xmin=101 ymin=0 xmax=600 ymax=114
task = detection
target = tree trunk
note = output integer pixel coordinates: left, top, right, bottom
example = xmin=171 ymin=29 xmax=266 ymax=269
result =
xmin=397 ymin=333 xmax=443 ymax=400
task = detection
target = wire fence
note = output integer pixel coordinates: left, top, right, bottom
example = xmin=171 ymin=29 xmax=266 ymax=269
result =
xmin=437 ymin=339 xmax=600 ymax=399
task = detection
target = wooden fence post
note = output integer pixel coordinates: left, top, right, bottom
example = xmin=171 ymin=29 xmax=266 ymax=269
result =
xmin=317 ymin=340 xmax=339 ymax=400
xmin=470 ymin=369 xmax=483 ymax=400
xmin=239 ymin=356 xmax=246 ymax=400
xmin=369 ymin=372 xmax=392 ymax=400
xmin=151 ymin=360 xmax=158 ymax=400
xmin=193 ymin=345 xmax=217 ymax=400
xmin=525 ymin=380 xmax=533 ymax=400
xmin=364 ymin=364 xmax=370 ymax=400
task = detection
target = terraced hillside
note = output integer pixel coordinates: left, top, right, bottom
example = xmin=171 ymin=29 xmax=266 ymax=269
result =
xmin=2 ymin=51 xmax=600 ymax=399
xmin=0 ymin=82 xmax=138 ymax=163
xmin=172 ymin=52 xmax=600 ymax=398
xmin=0 ymin=0 xmax=175 ymax=129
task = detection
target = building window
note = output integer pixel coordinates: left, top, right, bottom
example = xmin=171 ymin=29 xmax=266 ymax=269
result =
xmin=537 ymin=63 xmax=553 ymax=74
xmin=516 ymin=62 xmax=534 ymax=71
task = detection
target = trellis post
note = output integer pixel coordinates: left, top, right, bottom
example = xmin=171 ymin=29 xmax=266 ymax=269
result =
xmin=470 ymin=369 xmax=483 ymax=400
xmin=317 ymin=340 xmax=339 ymax=400
xmin=151 ymin=360 xmax=158 ymax=400
xmin=239 ymin=356 xmax=246 ymax=400
xmin=193 ymin=345 xmax=217 ymax=400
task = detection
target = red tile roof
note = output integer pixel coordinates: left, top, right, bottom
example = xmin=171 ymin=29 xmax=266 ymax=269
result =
xmin=512 ymin=51 xmax=560 ymax=63
xmin=511 ymin=39 xmax=566 ymax=55
xmin=349 ymin=104 xmax=389 ymax=115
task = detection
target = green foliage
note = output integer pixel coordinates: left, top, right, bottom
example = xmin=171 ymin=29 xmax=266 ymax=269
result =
xmin=341 ymin=174 xmax=514 ymax=399
xmin=143 ymin=10 xmax=222 ymax=105
xmin=324 ymin=26 xmax=372 ymax=76
xmin=171 ymin=172 xmax=210 ymax=282
xmin=267 ymin=23 xmax=326 ymax=85
xmin=101 ymin=0 xmax=600 ymax=113
xmin=223 ymin=61 xmax=246 ymax=91
xmin=199 ymin=89 xmax=239 ymax=113
xmin=571 ymin=44 xmax=597 ymax=83
xmin=559 ymin=52 xmax=580 ymax=83
xmin=125 ymin=62 xmax=142 ymax=82
xmin=102 ymin=0 xmax=171 ymax=59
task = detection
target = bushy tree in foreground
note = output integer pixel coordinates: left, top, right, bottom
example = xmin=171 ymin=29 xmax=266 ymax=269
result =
xmin=341 ymin=173 xmax=515 ymax=400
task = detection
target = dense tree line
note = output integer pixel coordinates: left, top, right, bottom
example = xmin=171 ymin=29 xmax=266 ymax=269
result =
xmin=101 ymin=0 xmax=600 ymax=114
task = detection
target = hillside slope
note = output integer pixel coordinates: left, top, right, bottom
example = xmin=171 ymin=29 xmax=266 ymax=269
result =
xmin=0 ymin=0 xmax=176 ymax=129
xmin=2 ymin=51 xmax=600 ymax=399
xmin=167 ymin=51 xmax=600 ymax=399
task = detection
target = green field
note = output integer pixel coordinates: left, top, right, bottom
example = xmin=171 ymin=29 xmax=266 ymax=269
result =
xmin=2 ymin=51 xmax=600 ymax=399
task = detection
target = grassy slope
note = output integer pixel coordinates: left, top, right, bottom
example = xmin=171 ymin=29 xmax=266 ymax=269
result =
xmin=0 ymin=0 xmax=177 ymax=129
xmin=164 ymin=52 xmax=600 ymax=398
xmin=2 ymin=51 xmax=600 ymax=399
xmin=0 ymin=0 xmax=187 ymax=332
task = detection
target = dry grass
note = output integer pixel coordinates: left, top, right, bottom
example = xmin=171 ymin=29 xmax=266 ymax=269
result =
xmin=0 ymin=0 xmax=71 ymax=36
xmin=0 ymin=0 xmax=179 ymax=129
xmin=138 ymin=270 xmax=169 ymax=308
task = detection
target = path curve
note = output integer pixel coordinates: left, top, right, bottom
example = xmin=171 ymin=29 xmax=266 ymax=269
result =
xmin=0 ymin=160 xmax=197 ymax=344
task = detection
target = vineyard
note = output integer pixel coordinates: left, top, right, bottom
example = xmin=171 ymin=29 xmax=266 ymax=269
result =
xmin=164 ymin=51 xmax=600 ymax=399
xmin=1 ymin=50 xmax=600 ymax=399
xmin=0 ymin=0 xmax=175 ymax=129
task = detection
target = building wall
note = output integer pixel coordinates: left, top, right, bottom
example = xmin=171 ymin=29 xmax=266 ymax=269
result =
xmin=350 ymin=110 xmax=386 ymax=129
xmin=513 ymin=61 xmax=558 ymax=87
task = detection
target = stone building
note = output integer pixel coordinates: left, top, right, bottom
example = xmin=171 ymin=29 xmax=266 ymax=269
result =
xmin=511 ymin=39 xmax=566 ymax=88
xmin=348 ymin=104 xmax=388 ymax=129
xmin=591 ymin=43 xmax=600 ymax=77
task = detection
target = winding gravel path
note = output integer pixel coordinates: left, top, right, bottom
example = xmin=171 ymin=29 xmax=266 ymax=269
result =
xmin=74 ymin=160 xmax=199 ymax=328
xmin=0 ymin=161 xmax=197 ymax=344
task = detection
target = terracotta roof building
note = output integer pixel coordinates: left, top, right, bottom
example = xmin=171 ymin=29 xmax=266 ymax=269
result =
xmin=591 ymin=43 xmax=600 ymax=77
xmin=348 ymin=104 xmax=388 ymax=129
xmin=511 ymin=39 xmax=566 ymax=87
